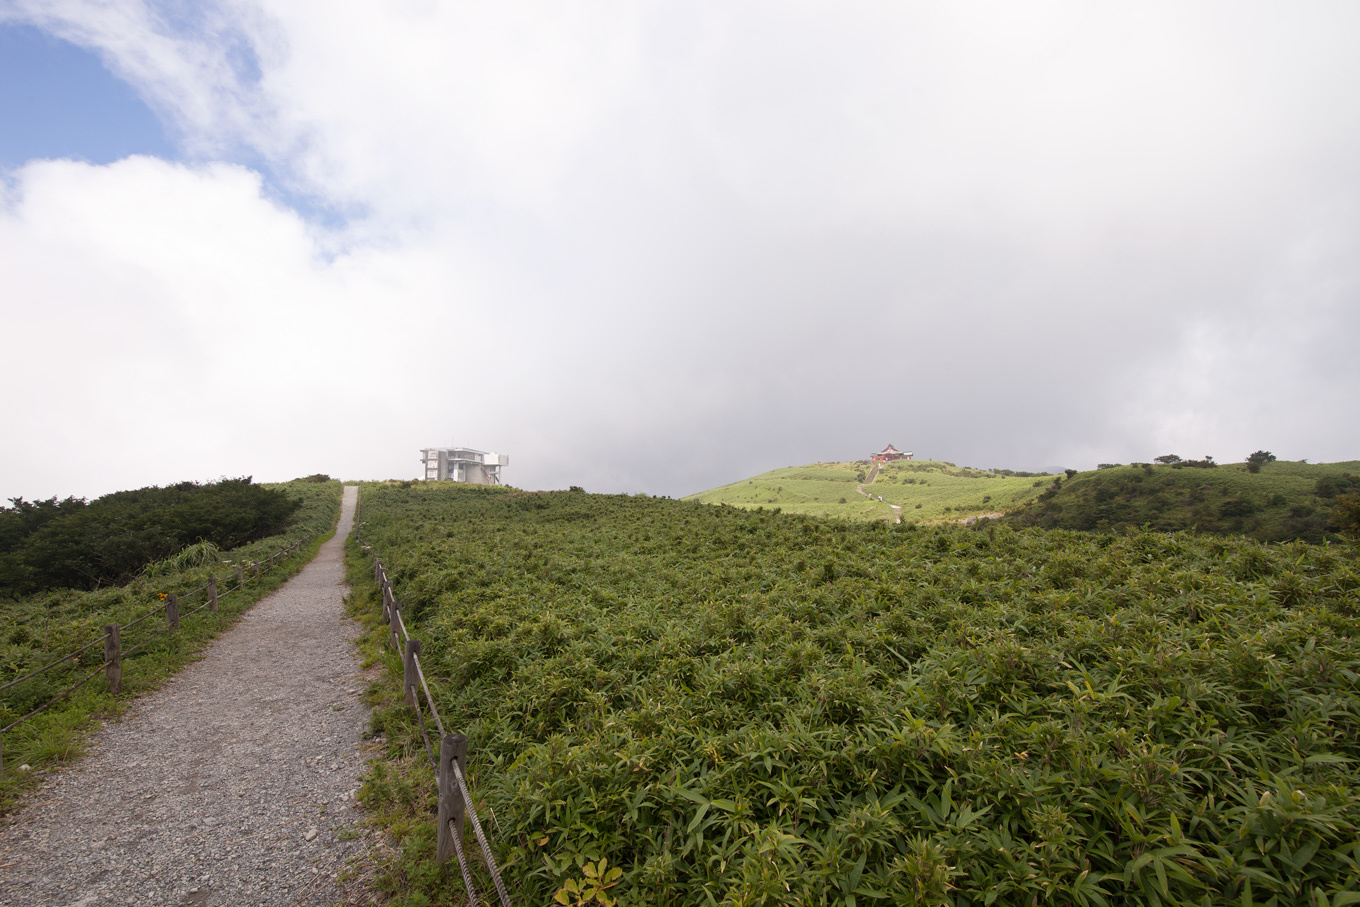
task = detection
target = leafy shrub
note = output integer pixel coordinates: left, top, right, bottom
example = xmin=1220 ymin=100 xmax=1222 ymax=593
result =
xmin=1316 ymin=475 xmax=1360 ymax=499
xmin=1246 ymin=450 xmax=1277 ymax=474
xmin=1331 ymin=493 xmax=1360 ymax=536
xmin=0 ymin=478 xmax=300 ymax=595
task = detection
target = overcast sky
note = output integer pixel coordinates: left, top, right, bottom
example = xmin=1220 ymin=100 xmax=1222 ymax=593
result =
xmin=2 ymin=1 xmax=1358 ymax=502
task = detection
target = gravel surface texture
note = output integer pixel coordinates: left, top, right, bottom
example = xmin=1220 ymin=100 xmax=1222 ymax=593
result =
xmin=0 ymin=486 xmax=380 ymax=907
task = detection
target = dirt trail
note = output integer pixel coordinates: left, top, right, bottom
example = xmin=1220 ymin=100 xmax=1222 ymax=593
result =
xmin=855 ymin=464 xmax=900 ymax=522
xmin=0 ymin=486 xmax=378 ymax=907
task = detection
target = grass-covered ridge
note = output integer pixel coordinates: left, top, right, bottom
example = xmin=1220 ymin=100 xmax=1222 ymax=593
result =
xmin=1007 ymin=460 xmax=1360 ymax=543
xmin=353 ymin=481 xmax=1360 ymax=906
xmin=0 ymin=478 xmax=344 ymax=810
xmin=685 ymin=460 xmax=1051 ymax=523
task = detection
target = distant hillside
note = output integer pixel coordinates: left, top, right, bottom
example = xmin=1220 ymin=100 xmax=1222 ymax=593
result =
xmin=1006 ymin=459 xmax=1360 ymax=542
xmin=685 ymin=459 xmax=1053 ymax=523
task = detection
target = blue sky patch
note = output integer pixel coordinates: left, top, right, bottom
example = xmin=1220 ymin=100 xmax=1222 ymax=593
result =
xmin=0 ymin=23 xmax=175 ymax=169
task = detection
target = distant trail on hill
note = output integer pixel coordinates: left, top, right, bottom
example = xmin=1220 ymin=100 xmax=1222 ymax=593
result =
xmin=0 ymin=486 xmax=380 ymax=907
xmin=855 ymin=463 xmax=899 ymax=520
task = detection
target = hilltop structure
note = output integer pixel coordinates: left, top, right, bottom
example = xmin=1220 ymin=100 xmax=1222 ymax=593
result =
xmin=420 ymin=447 xmax=509 ymax=484
xmin=872 ymin=444 xmax=912 ymax=462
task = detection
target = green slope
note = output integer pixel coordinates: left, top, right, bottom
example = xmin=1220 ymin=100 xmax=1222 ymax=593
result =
xmin=685 ymin=460 xmax=1053 ymax=523
xmin=1006 ymin=459 xmax=1360 ymax=542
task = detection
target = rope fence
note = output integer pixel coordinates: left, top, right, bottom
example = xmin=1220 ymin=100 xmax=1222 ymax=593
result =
xmin=353 ymin=520 xmax=514 ymax=907
xmin=0 ymin=537 xmax=310 ymax=776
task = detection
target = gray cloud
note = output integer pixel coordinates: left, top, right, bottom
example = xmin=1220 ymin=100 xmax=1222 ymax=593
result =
xmin=2 ymin=1 xmax=1358 ymax=502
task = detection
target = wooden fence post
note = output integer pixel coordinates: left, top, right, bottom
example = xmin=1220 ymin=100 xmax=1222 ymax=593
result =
xmin=236 ymin=565 xmax=245 ymax=591
xmin=104 ymin=624 xmax=122 ymax=695
xmin=166 ymin=594 xmax=179 ymax=633
xmin=253 ymin=560 xmax=261 ymax=579
xmin=436 ymin=733 xmax=468 ymax=866
xmin=403 ymin=638 xmax=421 ymax=707
xmin=208 ymin=577 xmax=218 ymax=612
xmin=389 ymin=600 xmax=402 ymax=651
xmin=381 ymin=570 xmax=392 ymax=624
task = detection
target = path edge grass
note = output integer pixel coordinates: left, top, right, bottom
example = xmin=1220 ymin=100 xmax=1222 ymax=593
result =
xmin=343 ymin=503 xmax=473 ymax=907
xmin=0 ymin=483 xmax=343 ymax=815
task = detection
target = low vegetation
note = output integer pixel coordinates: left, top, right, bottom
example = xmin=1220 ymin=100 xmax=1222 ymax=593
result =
xmin=1007 ymin=459 xmax=1360 ymax=543
xmin=685 ymin=460 xmax=1051 ymax=523
xmin=351 ymin=481 xmax=1360 ymax=906
xmin=0 ymin=477 xmax=305 ymax=595
xmin=0 ymin=478 xmax=343 ymax=811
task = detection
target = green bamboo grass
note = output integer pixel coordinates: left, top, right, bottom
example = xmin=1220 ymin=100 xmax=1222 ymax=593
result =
xmin=352 ymin=481 xmax=1360 ymax=906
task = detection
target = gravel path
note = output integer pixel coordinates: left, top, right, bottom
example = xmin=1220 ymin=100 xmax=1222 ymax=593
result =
xmin=0 ymin=486 xmax=379 ymax=907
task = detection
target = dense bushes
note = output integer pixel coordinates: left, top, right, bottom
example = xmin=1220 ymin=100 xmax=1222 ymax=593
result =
xmin=1008 ymin=462 xmax=1360 ymax=543
xmin=355 ymin=482 xmax=1360 ymax=906
xmin=0 ymin=478 xmax=300 ymax=595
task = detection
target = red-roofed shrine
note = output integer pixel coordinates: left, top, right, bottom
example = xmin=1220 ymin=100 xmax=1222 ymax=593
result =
xmin=872 ymin=444 xmax=912 ymax=462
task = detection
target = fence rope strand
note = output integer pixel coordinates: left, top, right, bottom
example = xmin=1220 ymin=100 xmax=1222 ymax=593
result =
xmin=1 ymin=663 xmax=104 ymax=734
xmin=452 ymin=759 xmax=514 ymax=907
xmin=121 ymin=601 xmax=170 ymax=631
xmin=450 ymin=824 xmax=483 ymax=907
xmin=0 ymin=636 xmax=103 ymax=695
xmin=411 ymin=653 xmax=446 ymax=739
xmin=410 ymin=683 xmax=438 ymax=773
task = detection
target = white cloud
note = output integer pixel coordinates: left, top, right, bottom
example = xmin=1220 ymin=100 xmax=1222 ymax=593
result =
xmin=0 ymin=156 xmax=488 ymax=498
xmin=2 ymin=1 xmax=1359 ymax=501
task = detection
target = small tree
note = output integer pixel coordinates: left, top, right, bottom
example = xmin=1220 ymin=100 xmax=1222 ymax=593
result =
xmin=1065 ymin=468 xmax=1078 ymax=479
xmin=1154 ymin=454 xmax=1182 ymax=465
xmin=1330 ymin=493 xmax=1360 ymax=536
xmin=1246 ymin=450 xmax=1277 ymax=474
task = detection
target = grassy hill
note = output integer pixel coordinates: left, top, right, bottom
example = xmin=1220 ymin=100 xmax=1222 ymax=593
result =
xmin=1006 ymin=459 xmax=1360 ymax=542
xmin=685 ymin=459 xmax=1053 ymax=523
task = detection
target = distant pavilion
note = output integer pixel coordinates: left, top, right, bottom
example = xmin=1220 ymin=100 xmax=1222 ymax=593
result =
xmin=872 ymin=444 xmax=913 ymax=462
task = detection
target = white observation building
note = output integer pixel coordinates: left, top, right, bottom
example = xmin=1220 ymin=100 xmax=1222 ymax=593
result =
xmin=420 ymin=447 xmax=509 ymax=485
